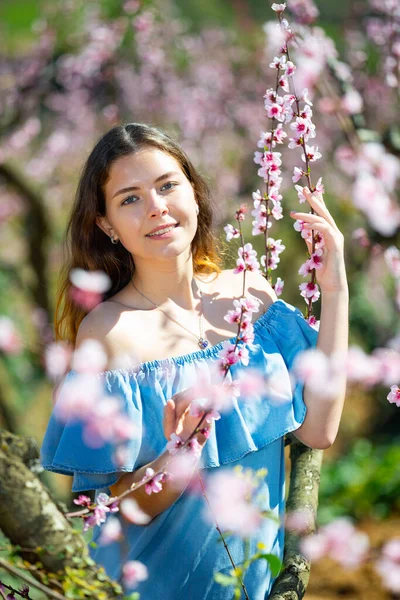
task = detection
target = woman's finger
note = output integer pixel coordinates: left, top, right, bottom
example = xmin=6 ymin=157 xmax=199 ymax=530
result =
xmin=302 ymin=188 xmax=340 ymax=231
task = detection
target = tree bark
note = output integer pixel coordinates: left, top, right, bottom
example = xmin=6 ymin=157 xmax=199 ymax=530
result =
xmin=0 ymin=430 xmax=123 ymax=599
xmin=269 ymin=437 xmax=324 ymax=600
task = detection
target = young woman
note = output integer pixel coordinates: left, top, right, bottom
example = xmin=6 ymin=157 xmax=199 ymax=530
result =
xmin=41 ymin=123 xmax=348 ymax=599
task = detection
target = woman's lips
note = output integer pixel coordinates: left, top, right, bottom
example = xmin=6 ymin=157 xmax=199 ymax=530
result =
xmin=145 ymin=223 xmax=180 ymax=238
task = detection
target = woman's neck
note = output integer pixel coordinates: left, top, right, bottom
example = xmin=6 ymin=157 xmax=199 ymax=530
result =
xmin=132 ymin=259 xmax=198 ymax=310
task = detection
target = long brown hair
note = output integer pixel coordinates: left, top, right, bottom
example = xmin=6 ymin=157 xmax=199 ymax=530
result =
xmin=54 ymin=123 xmax=222 ymax=344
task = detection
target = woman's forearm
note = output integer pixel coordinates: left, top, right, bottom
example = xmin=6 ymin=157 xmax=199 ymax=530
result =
xmin=296 ymin=287 xmax=349 ymax=448
xmin=110 ymin=449 xmax=201 ymax=522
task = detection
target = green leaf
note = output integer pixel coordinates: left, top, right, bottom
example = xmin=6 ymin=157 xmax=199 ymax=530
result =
xmin=257 ymin=553 xmax=282 ymax=577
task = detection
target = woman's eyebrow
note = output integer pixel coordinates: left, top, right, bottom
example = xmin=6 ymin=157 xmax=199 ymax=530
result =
xmin=112 ymin=171 xmax=181 ymax=198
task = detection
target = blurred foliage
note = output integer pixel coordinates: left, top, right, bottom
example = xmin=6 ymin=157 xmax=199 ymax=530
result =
xmin=318 ymin=438 xmax=400 ymax=524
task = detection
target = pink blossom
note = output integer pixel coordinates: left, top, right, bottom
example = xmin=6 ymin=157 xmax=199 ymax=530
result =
xmin=299 ymin=281 xmax=320 ymax=303
xmin=315 ymin=177 xmax=325 ymax=194
xmin=294 ymin=185 xmax=307 ymax=204
xmin=278 ymin=74 xmax=290 ymax=92
xmin=384 ymin=246 xmax=400 ymax=278
xmin=375 ymin=538 xmax=400 ymax=593
xmin=286 ymin=60 xmax=296 ymax=76
xmin=301 ymin=518 xmax=369 ymax=568
xmin=203 ymin=470 xmax=263 ymax=537
xmin=82 ymin=493 xmax=111 ymax=532
xmin=73 ymin=494 xmax=92 ymax=507
xmin=271 ymin=3 xmax=286 ymax=13
xmin=167 ymin=452 xmax=201 ymax=492
xmin=269 ymin=55 xmax=287 ymax=70
xmin=346 ymin=346 xmax=382 ymax=387
xmin=292 ymin=349 xmax=344 ymax=399
xmin=82 ymin=395 xmax=138 ymax=448
xmin=274 ymin=277 xmax=284 ymax=296
xmin=120 ymin=498 xmax=151 ymax=525
xmin=187 ymin=438 xmax=203 ymax=459
xmin=0 ymin=317 xmax=22 ymax=354
xmin=292 ymin=167 xmax=304 ymax=183
xmin=387 ymin=385 xmax=400 ymax=407
xmin=341 ymin=89 xmax=363 ymax=114
xmin=122 ymin=560 xmax=149 ymax=589
xmin=45 ymin=342 xmax=72 ymax=380
xmin=271 ymin=199 xmax=283 ymax=220
xmin=218 ymin=342 xmax=250 ymax=369
xmin=301 ymin=88 xmax=313 ymax=106
xmin=308 ymin=248 xmax=324 ymax=270
xmin=71 ymin=339 xmax=108 ymax=373
xmin=54 ymin=373 xmax=102 ymax=422
xmin=224 ymin=223 xmax=240 ymax=241
xmin=235 ymin=369 xmax=266 ymax=400
xmin=143 ymin=468 xmax=166 ymax=495
xmin=69 ymin=268 xmax=111 ymax=292
xmin=69 ymin=268 xmax=111 ymax=310
xmin=285 ymin=508 xmax=314 ymax=534
xmin=289 ymin=0 xmax=319 ymax=24
xmin=98 ymin=516 xmax=123 ymax=545
xmin=301 ymin=145 xmax=322 ymax=162
xmin=166 ymin=432 xmax=184 ymax=455
xmin=373 ymin=348 xmax=400 ymax=386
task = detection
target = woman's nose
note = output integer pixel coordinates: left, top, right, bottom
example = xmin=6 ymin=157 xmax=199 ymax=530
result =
xmin=148 ymin=190 xmax=169 ymax=217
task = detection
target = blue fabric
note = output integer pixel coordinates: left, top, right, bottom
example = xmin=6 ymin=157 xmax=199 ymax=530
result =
xmin=40 ymin=299 xmax=319 ymax=599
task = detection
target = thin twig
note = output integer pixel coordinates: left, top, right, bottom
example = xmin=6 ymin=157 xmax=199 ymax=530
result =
xmin=0 ymin=558 xmax=68 ymax=600
xmin=198 ymin=474 xmax=251 ymax=600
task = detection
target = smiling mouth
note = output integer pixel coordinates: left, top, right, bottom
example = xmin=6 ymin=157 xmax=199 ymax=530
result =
xmin=146 ymin=223 xmax=179 ymax=237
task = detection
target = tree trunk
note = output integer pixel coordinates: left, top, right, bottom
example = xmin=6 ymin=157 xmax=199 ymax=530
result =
xmin=0 ymin=430 xmax=123 ymax=599
xmin=269 ymin=437 xmax=324 ymax=600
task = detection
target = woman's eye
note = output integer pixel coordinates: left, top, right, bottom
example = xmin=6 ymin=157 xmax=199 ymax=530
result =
xmin=121 ymin=196 xmax=138 ymax=206
xmin=161 ymin=182 xmax=176 ymax=192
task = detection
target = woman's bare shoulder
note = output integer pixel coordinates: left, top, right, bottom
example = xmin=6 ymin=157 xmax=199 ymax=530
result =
xmin=75 ymin=299 xmax=143 ymax=367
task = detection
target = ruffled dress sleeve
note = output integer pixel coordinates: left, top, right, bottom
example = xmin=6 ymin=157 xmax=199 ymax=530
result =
xmin=40 ymin=370 xmax=147 ymax=493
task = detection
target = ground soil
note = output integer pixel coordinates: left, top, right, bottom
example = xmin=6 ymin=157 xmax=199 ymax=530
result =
xmin=306 ymin=516 xmax=400 ymax=600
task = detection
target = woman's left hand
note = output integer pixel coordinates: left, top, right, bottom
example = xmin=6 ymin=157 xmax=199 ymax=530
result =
xmin=289 ymin=187 xmax=348 ymax=294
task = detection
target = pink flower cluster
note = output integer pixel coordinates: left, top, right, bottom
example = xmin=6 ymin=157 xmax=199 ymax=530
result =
xmin=233 ymin=243 xmax=261 ymax=275
xmin=54 ymin=373 xmax=138 ymax=448
xmin=301 ymin=517 xmax=370 ymax=568
xmin=73 ymin=492 xmax=119 ymax=532
xmin=217 ymin=294 xmax=261 ymax=373
xmin=367 ymin=0 xmax=400 ymax=89
xmin=375 ymin=538 xmax=400 ymax=593
xmin=122 ymin=560 xmax=149 ymax=589
xmin=166 ymin=432 xmax=204 ymax=459
xmin=0 ymin=316 xmax=23 ymax=355
xmin=69 ymin=268 xmax=111 ymax=311
xmin=203 ymin=469 xmax=264 ymax=537
xmin=141 ymin=467 xmax=168 ymax=495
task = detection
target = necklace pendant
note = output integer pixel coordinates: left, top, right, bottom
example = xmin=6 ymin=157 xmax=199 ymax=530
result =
xmin=198 ymin=338 xmax=209 ymax=349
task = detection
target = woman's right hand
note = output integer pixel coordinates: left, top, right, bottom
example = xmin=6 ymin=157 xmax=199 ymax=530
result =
xmin=163 ymin=388 xmax=212 ymax=447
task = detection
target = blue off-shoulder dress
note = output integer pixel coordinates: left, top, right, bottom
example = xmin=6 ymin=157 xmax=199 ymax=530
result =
xmin=40 ymin=299 xmax=319 ymax=600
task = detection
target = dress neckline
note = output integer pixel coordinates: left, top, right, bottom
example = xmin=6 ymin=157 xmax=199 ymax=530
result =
xmin=88 ymin=299 xmax=283 ymax=376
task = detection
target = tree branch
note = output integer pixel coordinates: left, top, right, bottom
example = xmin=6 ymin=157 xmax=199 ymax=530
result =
xmin=0 ymin=430 xmax=124 ymax=599
xmin=0 ymin=162 xmax=51 ymax=320
xmin=269 ymin=437 xmax=324 ymax=600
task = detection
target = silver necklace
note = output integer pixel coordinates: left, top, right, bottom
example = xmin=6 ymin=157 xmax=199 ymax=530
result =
xmin=130 ymin=280 xmax=209 ymax=349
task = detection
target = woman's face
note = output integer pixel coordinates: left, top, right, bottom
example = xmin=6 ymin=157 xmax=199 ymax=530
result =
xmin=98 ymin=147 xmax=198 ymax=265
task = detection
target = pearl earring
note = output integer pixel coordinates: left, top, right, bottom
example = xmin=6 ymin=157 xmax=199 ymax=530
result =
xmin=195 ymin=205 xmax=199 ymax=215
xmin=110 ymin=236 xmax=119 ymax=244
